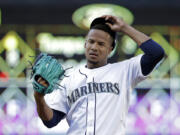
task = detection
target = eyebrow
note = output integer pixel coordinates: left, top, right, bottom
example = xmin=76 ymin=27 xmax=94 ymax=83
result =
xmin=88 ymin=38 xmax=106 ymax=44
xmin=98 ymin=41 xmax=105 ymax=44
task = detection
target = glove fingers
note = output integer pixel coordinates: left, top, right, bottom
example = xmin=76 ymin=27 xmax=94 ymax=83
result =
xmin=41 ymin=56 xmax=53 ymax=79
xmin=34 ymin=53 xmax=47 ymax=65
xmin=45 ymin=58 xmax=58 ymax=80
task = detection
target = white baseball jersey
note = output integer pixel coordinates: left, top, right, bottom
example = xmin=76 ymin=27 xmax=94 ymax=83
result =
xmin=45 ymin=54 xmax=148 ymax=135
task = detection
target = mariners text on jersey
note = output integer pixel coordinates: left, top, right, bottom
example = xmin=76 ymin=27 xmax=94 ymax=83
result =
xmin=68 ymin=82 xmax=120 ymax=105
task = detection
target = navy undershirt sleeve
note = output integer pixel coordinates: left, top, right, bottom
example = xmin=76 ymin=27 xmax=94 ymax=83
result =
xmin=42 ymin=109 xmax=65 ymax=128
xmin=140 ymin=39 xmax=165 ymax=76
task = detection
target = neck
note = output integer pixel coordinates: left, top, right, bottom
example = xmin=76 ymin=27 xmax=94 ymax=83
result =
xmin=86 ymin=61 xmax=107 ymax=69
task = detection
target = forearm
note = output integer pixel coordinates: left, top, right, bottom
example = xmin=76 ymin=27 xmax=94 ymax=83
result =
xmin=34 ymin=91 xmax=53 ymax=121
xmin=140 ymin=39 xmax=165 ymax=75
xmin=42 ymin=109 xmax=65 ymax=128
xmin=121 ymin=24 xmax=150 ymax=46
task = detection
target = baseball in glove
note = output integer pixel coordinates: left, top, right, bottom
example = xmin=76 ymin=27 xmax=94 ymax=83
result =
xmin=31 ymin=53 xmax=65 ymax=94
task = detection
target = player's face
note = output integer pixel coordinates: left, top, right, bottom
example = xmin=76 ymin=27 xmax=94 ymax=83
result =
xmin=85 ymin=29 xmax=113 ymax=68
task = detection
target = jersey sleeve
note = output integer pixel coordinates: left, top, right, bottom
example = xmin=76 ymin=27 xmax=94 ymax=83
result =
xmin=44 ymin=79 xmax=69 ymax=114
xmin=127 ymin=54 xmax=149 ymax=88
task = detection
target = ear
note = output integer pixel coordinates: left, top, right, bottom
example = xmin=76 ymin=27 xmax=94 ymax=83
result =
xmin=84 ymin=42 xmax=87 ymax=48
xmin=107 ymin=47 xmax=113 ymax=58
xmin=108 ymin=46 xmax=113 ymax=54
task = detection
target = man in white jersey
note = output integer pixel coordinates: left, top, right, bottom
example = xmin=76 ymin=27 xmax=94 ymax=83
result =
xmin=33 ymin=15 xmax=164 ymax=135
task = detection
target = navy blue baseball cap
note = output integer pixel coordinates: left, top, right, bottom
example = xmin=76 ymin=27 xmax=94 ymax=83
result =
xmin=90 ymin=17 xmax=117 ymax=49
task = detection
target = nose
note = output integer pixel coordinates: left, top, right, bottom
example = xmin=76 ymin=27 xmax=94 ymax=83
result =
xmin=91 ymin=42 xmax=98 ymax=51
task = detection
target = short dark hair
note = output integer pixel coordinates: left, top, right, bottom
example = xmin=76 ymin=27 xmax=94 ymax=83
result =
xmin=90 ymin=17 xmax=117 ymax=49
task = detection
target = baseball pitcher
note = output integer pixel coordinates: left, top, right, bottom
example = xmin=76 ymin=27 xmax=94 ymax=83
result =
xmin=32 ymin=15 xmax=164 ymax=135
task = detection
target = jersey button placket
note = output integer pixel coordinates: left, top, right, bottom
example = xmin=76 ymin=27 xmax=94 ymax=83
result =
xmin=86 ymin=76 xmax=95 ymax=135
xmin=86 ymin=95 xmax=95 ymax=135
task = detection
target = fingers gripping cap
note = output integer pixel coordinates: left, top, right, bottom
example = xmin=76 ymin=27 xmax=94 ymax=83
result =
xmin=90 ymin=17 xmax=117 ymax=49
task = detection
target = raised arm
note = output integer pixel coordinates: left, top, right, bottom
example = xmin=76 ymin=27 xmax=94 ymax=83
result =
xmin=101 ymin=15 xmax=165 ymax=75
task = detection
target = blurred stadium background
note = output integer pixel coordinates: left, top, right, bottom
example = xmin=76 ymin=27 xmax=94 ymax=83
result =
xmin=0 ymin=0 xmax=180 ymax=134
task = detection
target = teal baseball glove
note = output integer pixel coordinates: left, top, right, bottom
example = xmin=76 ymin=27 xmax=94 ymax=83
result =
xmin=31 ymin=53 xmax=65 ymax=94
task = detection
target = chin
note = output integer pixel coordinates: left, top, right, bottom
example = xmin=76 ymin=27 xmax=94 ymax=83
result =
xmin=88 ymin=59 xmax=98 ymax=65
